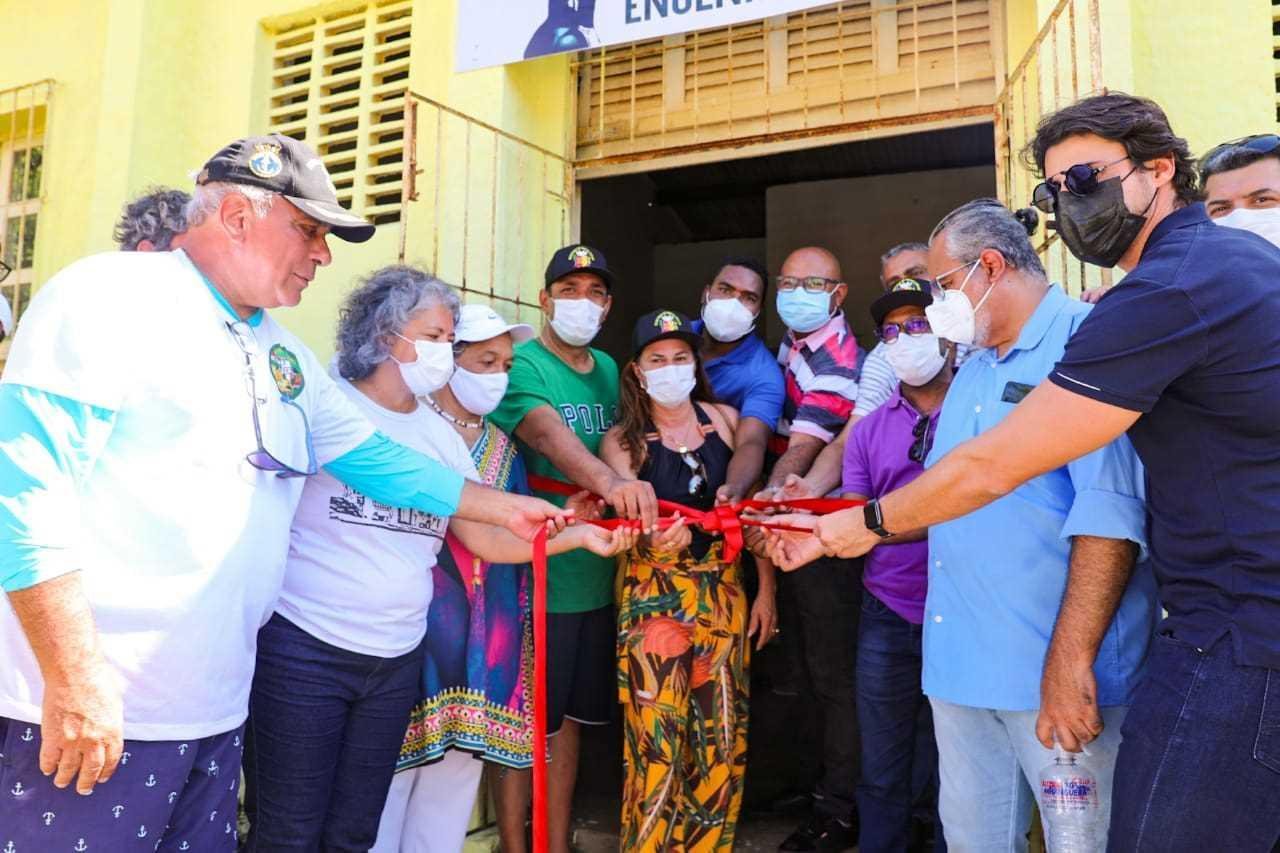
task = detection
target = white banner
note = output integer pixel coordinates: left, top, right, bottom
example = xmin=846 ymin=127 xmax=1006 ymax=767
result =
xmin=456 ymin=0 xmax=836 ymax=72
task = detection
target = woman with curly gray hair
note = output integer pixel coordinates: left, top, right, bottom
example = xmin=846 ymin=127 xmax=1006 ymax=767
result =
xmin=242 ymin=265 xmax=634 ymax=851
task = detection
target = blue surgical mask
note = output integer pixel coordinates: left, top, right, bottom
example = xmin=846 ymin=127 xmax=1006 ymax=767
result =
xmin=776 ymin=289 xmax=834 ymax=334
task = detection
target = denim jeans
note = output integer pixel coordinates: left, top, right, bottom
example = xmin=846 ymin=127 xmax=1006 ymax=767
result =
xmin=855 ymin=591 xmax=945 ymax=853
xmin=929 ymin=697 xmax=1127 ymax=852
xmin=789 ymin=554 xmax=861 ymax=820
xmin=1108 ymin=631 xmax=1280 ymax=852
xmin=243 ymin=613 xmax=424 ymax=852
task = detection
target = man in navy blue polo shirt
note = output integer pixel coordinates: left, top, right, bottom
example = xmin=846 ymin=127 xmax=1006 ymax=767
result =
xmin=773 ymin=93 xmax=1280 ymax=851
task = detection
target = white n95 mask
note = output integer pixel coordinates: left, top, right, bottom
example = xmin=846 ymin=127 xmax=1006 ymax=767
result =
xmin=701 ymin=297 xmax=756 ymax=342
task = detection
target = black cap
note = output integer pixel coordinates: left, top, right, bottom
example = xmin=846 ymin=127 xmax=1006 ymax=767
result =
xmin=544 ymin=244 xmax=614 ymax=290
xmin=196 ymin=134 xmax=375 ymax=243
xmin=870 ymin=277 xmax=933 ymax=327
xmin=632 ymin=309 xmax=700 ymax=355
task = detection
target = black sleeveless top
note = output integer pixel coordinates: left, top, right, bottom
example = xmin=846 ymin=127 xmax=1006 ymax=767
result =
xmin=637 ymin=403 xmax=733 ymax=560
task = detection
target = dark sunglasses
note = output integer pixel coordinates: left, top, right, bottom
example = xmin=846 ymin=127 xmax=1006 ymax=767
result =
xmin=680 ymin=448 xmax=709 ymax=498
xmin=1201 ymin=134 xmax=1280 ymax=174
xmin=908 ymin=414 xmax=934 ymax=464
xmin=1031 ymin=156 xmax=1133 ymax=213
xmin=877 ymin=315 xmax=932 ymax=344
xmin=226 ymin=321 xmax=318 ymax=478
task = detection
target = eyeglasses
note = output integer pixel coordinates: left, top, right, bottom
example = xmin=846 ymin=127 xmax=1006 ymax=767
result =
xmin=926 ymin=260 xmax=979 ymax=303
xmin=877 ymin=316 xmax=932 ymax=343
xmin=776 ymin=275 xmax=841 ymax=293
xmin=679 ymin=447 xmax=709 ymax=498
xmin=226 ymin=321 xmax=318 ymax=478
xmin=1201 ymin=134 xmax=1280 ymax=174
xmin=0 ymin=256 xmax=11 ymax=284
xmin=1031 ymin=156 xmax=1133 ymax=213
xmin=908 ymin=414 xmax=933 ymax=464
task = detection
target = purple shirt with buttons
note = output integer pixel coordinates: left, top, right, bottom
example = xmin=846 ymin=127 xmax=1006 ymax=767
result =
xmin=841 ymin=384 xmax=939 ymax=624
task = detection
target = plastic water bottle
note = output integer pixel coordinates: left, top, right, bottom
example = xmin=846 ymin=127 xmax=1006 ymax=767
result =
xmin=1038 ymin=747 xmax=1100 ymax=852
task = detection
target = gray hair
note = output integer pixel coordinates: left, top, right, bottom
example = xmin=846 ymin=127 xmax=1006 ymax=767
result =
xmin=184 ymin=182 xmax=276 ymax=227
xmin=929 ymin=198 xmax=1046 ymax=279
xmin=114 ymin=187 xmax=191 ymax=250
xmin=879 ymin=241 xmax=928 ymax=267
xmin=336 ymin=265 xmax=461 ymax=381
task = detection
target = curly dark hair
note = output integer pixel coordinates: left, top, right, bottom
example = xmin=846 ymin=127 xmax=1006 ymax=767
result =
xmin=114 ymin=187 xmax=191 ymax=251
xmin=1022 ymin=93 xmax=1199 ymax=206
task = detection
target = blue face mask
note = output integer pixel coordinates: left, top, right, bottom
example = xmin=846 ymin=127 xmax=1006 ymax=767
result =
xmin=776 ymin=288 xmax=834 ymax=334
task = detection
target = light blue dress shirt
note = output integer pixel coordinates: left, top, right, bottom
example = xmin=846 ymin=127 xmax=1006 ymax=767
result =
xmin=922 ymin=285 xmax=1157 ymax=711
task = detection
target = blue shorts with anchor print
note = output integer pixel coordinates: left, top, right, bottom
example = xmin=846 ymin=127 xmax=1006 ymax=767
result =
xmin=0 ymin=716 xmax=245 ymax=853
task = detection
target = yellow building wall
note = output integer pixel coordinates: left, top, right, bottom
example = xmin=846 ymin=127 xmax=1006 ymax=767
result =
xmin=1003 ymin=0 xmax=1273 ymax=169
xmin=0 ymin=0 xmax=571 ymax=361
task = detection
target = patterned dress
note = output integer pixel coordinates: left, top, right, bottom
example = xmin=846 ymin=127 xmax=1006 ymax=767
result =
xmin=617 ymin=407 xmax=750 ymax=852
xmin=394 ymin=422 xmax=535 ymax=770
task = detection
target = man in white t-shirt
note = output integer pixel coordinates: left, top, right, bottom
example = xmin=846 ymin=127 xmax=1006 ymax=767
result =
xmin=0 ymin=134 xmax=568 ymax=851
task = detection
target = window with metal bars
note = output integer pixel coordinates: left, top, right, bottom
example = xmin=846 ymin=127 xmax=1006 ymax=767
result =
xmin=265 ymin=0 xmax=412 ymax=225
xmin=0 ymin=80 xmax=50 ymax=345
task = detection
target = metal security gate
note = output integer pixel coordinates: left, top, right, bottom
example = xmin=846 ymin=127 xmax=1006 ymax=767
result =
xmin=993 ymin=0 xmax=1110 ymax=294
xmin=396 ymin=92 xmax=573 ymax=327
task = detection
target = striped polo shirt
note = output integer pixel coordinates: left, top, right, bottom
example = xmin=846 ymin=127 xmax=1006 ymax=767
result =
xmin=776 ymin=311 xmax=861 ymax=444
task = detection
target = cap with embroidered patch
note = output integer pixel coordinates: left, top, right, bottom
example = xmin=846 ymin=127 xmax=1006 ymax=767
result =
xmin=195 ymin=134 xmax=375 ymax=243
xmin=544 ymin=244 xmax=614 ymax=290
xmin=632 ymin=309 xmax=700 ymax=356
xmin=870 ymin=277 xmax=933 ymax=327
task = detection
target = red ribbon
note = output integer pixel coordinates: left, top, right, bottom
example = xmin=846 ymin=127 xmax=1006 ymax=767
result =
xmin=524 ymin=475 xmax=862 ymax=852
xmin=531 ymin=526 xmax=549 ymax=853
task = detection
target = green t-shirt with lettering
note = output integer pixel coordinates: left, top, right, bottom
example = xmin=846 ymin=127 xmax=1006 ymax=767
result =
xmin=490 ymin=338 xmax=620 ymax=613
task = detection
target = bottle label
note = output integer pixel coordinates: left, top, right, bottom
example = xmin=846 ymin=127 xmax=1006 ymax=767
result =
xmin=1041 ymin=776 xmax=1096 ymax=810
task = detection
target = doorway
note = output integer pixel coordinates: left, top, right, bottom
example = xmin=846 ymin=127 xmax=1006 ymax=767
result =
xmin=579 ymin=121 xmax=997 ymax=363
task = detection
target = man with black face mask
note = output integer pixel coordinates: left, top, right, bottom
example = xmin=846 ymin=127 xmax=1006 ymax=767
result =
xmin=770 ymin=93 xmax=1280 ymax=853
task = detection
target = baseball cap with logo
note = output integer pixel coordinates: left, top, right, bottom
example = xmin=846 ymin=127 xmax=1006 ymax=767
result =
xmin=455 ymin=303 xmax=535 ymax=344
xmin=632 ymin=309 xmax=700 ymax=356
xmin=870 ymin=277 xmax=933 ymax=327
xmin=196 ymin=133 xmax=375 ymax=243
xmin=544 ymin=244 xmax=614 ymax=290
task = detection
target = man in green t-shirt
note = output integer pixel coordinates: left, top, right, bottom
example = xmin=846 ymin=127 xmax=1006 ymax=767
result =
xmin=489 ymin=243 xmax=657 ymax=853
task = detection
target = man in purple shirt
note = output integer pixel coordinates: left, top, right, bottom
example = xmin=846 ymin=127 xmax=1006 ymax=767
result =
xmin=840 ymin=278 xmax=954 ymax=852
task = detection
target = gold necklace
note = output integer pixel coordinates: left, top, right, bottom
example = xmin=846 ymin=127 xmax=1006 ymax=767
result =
xmin=427 ymin=394 xmax=483 ymax=430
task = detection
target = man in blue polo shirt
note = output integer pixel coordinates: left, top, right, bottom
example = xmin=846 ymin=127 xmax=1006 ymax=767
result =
xmin=693 ymin=256 xmax=785 ymax=504
xmin=786 ymin=93 xmax=1280 ymax=852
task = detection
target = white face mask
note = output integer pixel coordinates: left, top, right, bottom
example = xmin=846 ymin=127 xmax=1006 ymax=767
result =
xmin=392 ymin=334 xmax=454 ymax=395
xmin=1216 ymin=207 xmax=1280 ymax=249
xmin=448 ymin=366 xmax=509 ymax=417
xmin=642 ymin=362 xmax=697 ymax=408
xmin=924 ymin=261 xmax=998 ymax=346
xmin=884 ymin=332 xmax=946 ymax=387
xmin=549 ymin=298 xmax=605 ymax=347
xmin=701 ymin=297 xmax=756 ymax=342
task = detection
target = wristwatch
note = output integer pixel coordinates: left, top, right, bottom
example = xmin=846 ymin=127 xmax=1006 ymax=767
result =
xmin=864 ymin=499 xmax=893 ymax=539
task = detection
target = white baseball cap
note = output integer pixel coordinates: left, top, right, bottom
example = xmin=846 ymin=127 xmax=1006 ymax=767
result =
xmin=456 ymin=303 xmax=535 ymax=344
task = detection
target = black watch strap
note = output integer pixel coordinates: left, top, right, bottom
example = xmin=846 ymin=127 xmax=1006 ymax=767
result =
xmin=864 ymin=499 xmax=893 ymax=539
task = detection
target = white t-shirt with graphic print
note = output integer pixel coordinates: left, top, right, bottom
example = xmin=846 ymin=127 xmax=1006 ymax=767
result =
xmin=0 ymin=250 xmax=374 ymax=740
xmin=274 ymin=376 xmax=479 ymax=658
